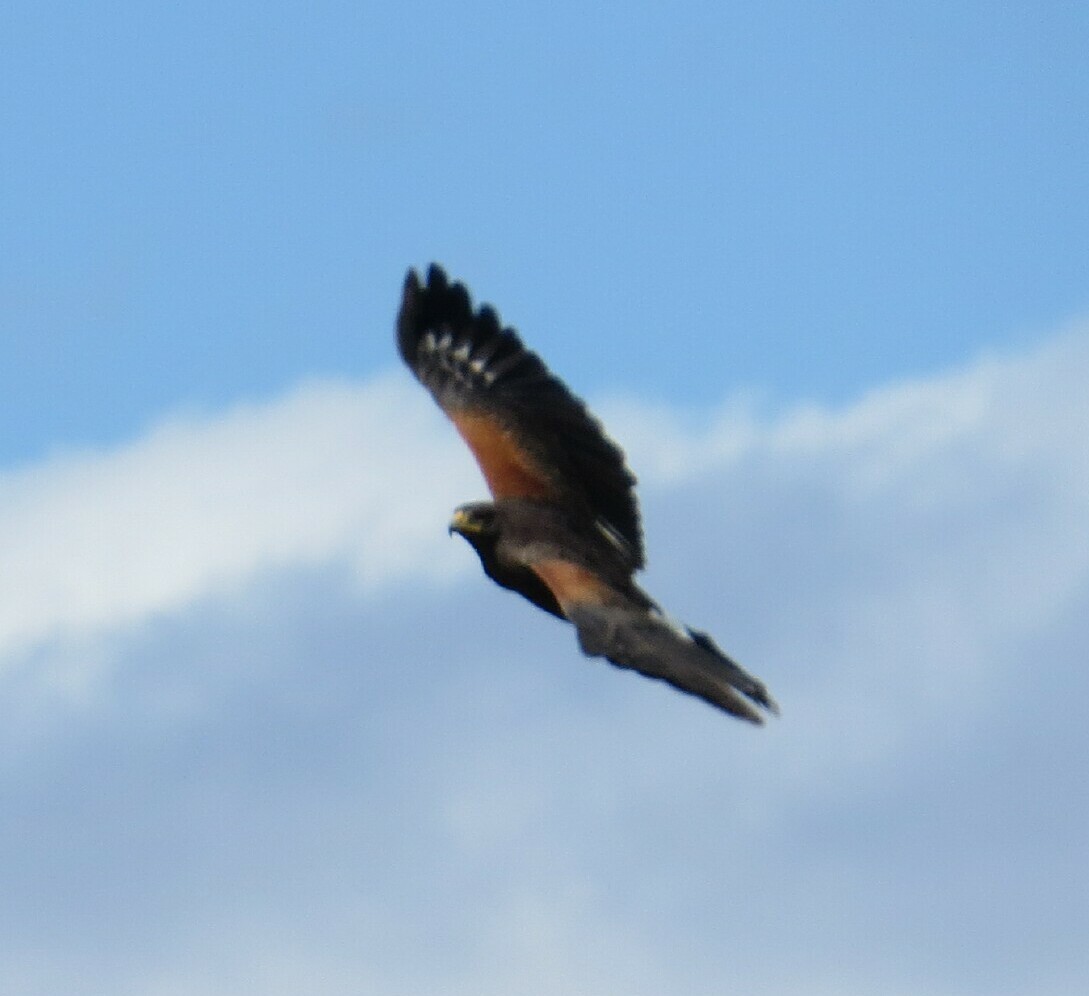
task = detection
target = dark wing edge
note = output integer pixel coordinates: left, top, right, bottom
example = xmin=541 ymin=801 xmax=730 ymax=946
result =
xmin=566 ymin=603 xmax=778 ymax=723
xmin=397 ymin=264 xmax=644 ymax=568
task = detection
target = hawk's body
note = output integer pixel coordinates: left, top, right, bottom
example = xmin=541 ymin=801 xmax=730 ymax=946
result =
xmin=398 ymin=264 xmax=776 ymax=723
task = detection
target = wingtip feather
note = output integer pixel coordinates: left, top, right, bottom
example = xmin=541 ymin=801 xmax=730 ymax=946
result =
xmin=426 ymin=262 xmax=448 ymax=290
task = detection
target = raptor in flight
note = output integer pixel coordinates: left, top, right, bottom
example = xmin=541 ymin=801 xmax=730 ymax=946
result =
xmin=397 ymin=264 xmax=777 ymax=723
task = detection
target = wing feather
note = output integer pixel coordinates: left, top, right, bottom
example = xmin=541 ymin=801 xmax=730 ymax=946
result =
xmin=398 ymin=264 xmax=644 ymax=568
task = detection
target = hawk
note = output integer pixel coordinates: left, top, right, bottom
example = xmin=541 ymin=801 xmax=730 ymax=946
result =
xmin=397 ymin=264 xmax=777 ymax=723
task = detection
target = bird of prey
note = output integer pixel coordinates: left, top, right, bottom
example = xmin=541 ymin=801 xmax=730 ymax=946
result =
xmin=397 ymin=264 xmax=777 ymax=723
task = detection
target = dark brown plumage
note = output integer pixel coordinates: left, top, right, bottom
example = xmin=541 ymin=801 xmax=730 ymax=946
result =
xmin=398 ymin=264 xmax=777 ymax=723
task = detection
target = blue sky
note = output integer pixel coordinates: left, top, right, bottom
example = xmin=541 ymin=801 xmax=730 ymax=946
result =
xmin=4 ymin=1 xmax=1087 ymax=462
xmin=2 ymin=3 xmax=1088 ymax=993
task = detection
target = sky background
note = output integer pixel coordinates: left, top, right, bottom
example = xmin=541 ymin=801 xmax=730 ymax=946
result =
xmin=2 ymin=2 xmax=1088 ymax=994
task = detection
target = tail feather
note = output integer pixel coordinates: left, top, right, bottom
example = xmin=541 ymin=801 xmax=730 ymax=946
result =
xmin=567 ymin=604 xmax=777 ymax=723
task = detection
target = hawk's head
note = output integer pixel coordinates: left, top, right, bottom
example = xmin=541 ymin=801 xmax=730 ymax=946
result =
xmin=449 ymin=501 xmax=500 ymax=542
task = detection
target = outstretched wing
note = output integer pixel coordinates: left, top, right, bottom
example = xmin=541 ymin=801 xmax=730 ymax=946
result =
xmin=530 ymin=557 xmax=776 ymax=722
xmin=398 ymin=264 xmax=644 ymax=568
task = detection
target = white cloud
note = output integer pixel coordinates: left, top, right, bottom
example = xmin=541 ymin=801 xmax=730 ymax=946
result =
xmin=3 ymin=323 xmax=1089 ymax=755
xmin=6 ymin=325 xmax=1086 ymax=678
xmin=1 ymin=324 xmax=1088 ymax=996
xmin=612 ymin=327 xmax=1089 ymax=726
xmin=0 ymin=374 xmax=481 ymax=663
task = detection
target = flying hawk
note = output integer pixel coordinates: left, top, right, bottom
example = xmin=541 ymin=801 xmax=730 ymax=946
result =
xmin=397 ymin=264 xmax=777 ymax=723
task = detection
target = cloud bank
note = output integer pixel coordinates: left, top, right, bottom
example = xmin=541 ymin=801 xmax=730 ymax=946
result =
xmin=1 ymin=325 xmax=1087 ymax=994
xmin=0 ymin=375 xmax=479 ymax=662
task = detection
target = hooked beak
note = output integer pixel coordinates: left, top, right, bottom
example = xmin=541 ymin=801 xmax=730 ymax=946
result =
xmin=449 ymin=507 xmax=473 ymax=536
